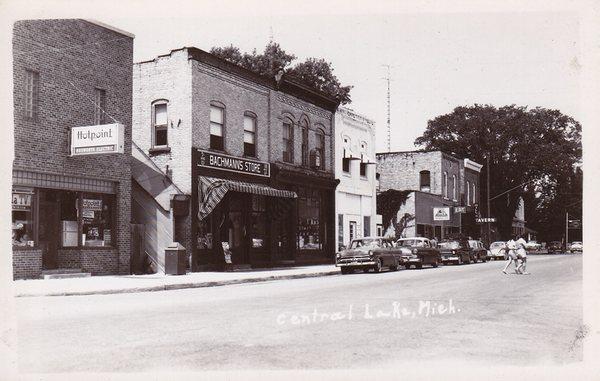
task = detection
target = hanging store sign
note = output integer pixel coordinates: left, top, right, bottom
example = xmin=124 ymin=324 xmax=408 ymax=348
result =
xmin=433 ymin=207 xmax=451 ymax=221
xmin=196 ymin=149 xmax=270 ymax=178
xmin=12 ymin=191 xmax=32 ymax=210
xmin=83 ymin=199 xmax=103 ymax=210
xmin=476 ymin=217 xmax=497 ymax=223
xmin=70 ymin=123 xmax=124 ymax=156
xmin=454 ymin=206 xmax=467 ymax=214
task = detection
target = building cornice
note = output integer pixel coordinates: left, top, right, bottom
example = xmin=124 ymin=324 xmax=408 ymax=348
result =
xmin=464 ymin=158 xmax=483 ymax=172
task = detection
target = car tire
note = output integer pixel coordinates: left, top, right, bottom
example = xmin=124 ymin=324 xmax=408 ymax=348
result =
xmin=390 ymin=263 xmax=398 ymax=271
xmin=373 ymin=259 xmax=383 ymax=273
xmin=341 ymin=267 xmax=352 ymax=275
xmin=416 ymin=263 xmax=423 ymax=269
xmin=457 ymin=256 xmax=463 ymax=265
xmin=432 ymin=259 xmax=439 ymax=268
xmin=405 ymin=264 xmax=411 ymax=270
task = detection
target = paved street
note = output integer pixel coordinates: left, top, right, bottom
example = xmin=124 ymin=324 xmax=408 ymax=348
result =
xmin=15 ymin=255 xmax=582 ymax=373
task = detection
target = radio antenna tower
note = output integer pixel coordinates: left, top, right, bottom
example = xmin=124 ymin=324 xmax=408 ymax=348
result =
xmin=382 ymin=64 xmax=392 ymax=152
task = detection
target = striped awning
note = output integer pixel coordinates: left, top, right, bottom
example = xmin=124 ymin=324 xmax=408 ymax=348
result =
xmin=197 ymin=176 xmax=297 ymax=221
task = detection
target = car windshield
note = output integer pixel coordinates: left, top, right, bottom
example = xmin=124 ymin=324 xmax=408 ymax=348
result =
xmin=350 ymin=239 xmax=380 ymax=249
xmin=439 ymin=241 xmax=460 ymax=249
xmin=397 ymin=239 xmax=425 ymax=247
xmin=572 ymin=242 xmax=582 ymax=245
xmin=490 ymin=242 xmax=505 ymax=248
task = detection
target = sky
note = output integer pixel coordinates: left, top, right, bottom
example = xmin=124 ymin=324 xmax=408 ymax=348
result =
xmin=97 ymin=7 xmax=581 ymax=154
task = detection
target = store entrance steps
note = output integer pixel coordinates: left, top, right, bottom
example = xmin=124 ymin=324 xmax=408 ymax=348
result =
xmin=42 ymin=269 xmax=91 ymax=279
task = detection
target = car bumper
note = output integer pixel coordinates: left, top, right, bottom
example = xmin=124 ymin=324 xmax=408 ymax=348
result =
xmin=442 ymin=256 xmax=459 ymax=261
xmin=399 ymin=257 xmax=421 ymax=264
xmin=336 ymin=258 xmax=376 ymax=267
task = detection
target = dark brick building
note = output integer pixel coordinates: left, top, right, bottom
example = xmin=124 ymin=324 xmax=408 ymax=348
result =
xmin=132 ymin=47 xmax=339 ymax=271
xmin=12 ymin=19 xmax=133 ymax=279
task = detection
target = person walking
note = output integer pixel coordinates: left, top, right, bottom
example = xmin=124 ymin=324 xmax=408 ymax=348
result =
xmin=502 ymin=236 xmax=518 ymax=274
xmin=515 ymin=235 xmax=529 ymax=274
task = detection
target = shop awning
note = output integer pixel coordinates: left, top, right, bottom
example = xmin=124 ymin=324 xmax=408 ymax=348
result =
xmin=198 ymin=176 xmax=297 ymax=220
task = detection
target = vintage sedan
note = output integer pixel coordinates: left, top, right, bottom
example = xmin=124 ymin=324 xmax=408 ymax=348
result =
xmin=489 ymin=241 xmax=507 ymax=260
xmin=468 ymin=240 xmax=490 ymax=262
xmin=335 ymin=237 xmax=401 ymax=274
xmin=396 ymin=237 xmax=442 ymax=269
xmin=547 ymin=241 xmax=563 ymax=254
xmin=439 ymin=239 xmax=472 ymax=265
xmin=569 ymin=241 xmax=583 ymax=253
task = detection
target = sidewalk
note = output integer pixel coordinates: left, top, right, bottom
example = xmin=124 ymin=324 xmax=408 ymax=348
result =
xmin=13 ymin=265 xmax=340 ymax=297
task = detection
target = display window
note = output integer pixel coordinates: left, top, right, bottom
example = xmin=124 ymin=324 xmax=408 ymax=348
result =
xmin=251 ymin=195 xmax=266 ymax=248
xmin=297 ymin=187 xmax=322 ymax=250
xmin=81 ymin=193 xmax=114 ymax=247
xmin=12 ymin=188 xmax=35 ymax=247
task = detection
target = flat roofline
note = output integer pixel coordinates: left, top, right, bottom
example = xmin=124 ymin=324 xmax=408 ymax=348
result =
xmin=86 ymin=19 xmax=135 ymax=38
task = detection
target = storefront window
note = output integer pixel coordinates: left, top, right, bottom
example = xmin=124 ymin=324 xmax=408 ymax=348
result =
xmin=60 ymin=191 xmax=79 ymax=247
xmin=251 ymin=195 xmax=266 ymax=248
xmin=297 ymin=188 xmax=322 ymax=250
xmin=12 ymin=188 xmax=35 ymax=247
xmin=81 ymin=194 xmax=114 ymax=247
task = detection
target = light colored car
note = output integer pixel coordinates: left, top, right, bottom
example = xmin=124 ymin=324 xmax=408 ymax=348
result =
xmin=569 ymin=241 xmax=583 ymax=253
xmin=489 ymin=241 xmax=507 ymax=260
xmin=524 ymin=240 xmax=542 ymax=251
xmin=335 ymin=237 xmax=402 ymax=274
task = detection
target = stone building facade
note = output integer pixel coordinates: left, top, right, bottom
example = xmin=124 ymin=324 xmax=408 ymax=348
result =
xmin=376 ymin=150 xmax=482 ymax=240
xmin=12 ymin=19 xmax=134 ymax=279
xmin=132 ymin=48 xmax=338 ymax=271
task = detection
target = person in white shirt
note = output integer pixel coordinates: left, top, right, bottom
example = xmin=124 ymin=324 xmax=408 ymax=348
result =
xmin=515 ymin=235 xmax=529 ymax=274
xmin=502 ymin=237 xmax=519 ymax=274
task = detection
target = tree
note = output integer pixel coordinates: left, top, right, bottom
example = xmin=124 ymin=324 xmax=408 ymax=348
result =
xmin=376 ymin=189 xmax=413 ymax=239
xmin=210 ymin=42 xmax=352 ymax=104
xmin=414 ymin=104 xmax=582 ymax=241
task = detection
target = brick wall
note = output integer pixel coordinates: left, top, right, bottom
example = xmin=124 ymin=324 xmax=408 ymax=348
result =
xmin=13 ymin=20 xmax=133 ymax=275
xmin=13 ymin=249 xmax=42 ymax=280
xmin=377 ymin=151 xmax=442 ymax=193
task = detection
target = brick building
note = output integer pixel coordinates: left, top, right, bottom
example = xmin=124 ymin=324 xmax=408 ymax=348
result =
xmin=334 ymin=107 xmax=378 ymax=250
xmin=376 ymin=150 xmax=482 ymax=240
xmin=12 ymin=19 xmax=133 ymax=279
xmin=132 ymin=48 xmax=339 ymax=271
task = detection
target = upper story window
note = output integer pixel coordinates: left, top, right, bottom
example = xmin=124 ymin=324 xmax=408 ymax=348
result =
xmin=443 ymin=171 xmax=448 ymax=198
xmin=472 ymin=183 xmax=476 ymax=205
xmin=342 ymin=152 xmax=350 ymax=173
xmin=210 ymin=102 xmax=225 ymax=151
xmin=282 ymin=120 xmax=293 ymax=163
xmin=342 ymin=136 xmax=351 ymax=174
xmin=315 ymin=128 xmax=325 ymax=170
xmin=360 ymin=162 xmax=367 ymax=177
xmin=243 ymin=112 xmax=257 ymax=157
xmin=376 ymin=173 xmax=381 ymax=191
xmin=152 ymin=100 xmax=168 ymax=147
xmin=94 ymin=88 xmax=106 ymax=125
xmin=301 ymin=119 xmax=309 ymax=166
xmin=419 ymin=170 xmax=431 ymax=192
xmin=452 ymin=175 xmax=457 ymax=201
xmin=466 ymin=181 xmax=471 ymax=206
xmin=24 ymin=69 xmax=39 ymax=120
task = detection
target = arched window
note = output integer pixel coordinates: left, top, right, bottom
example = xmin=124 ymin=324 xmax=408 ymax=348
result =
xmin=443 ymin=172 xmax=448 ymax=198
xmin=152 ymin=99 xmax=169 ymax=147
xmin=300 ymin=118 xmax=309 ymax=166
xmin=452 ymin=175 xmax=457 ymax=201
xmin=342 ymin=136 xmax=351 ymax=173
xmin=359 ymin=141 xmax=368 ymax=177
xmin=210 ymin=101 xmax=225 ymax=150
xmin=466 ymin=181 xmax=471 ymax=206
xmin=282 ymin=118 xmax=293 ymax=163
xmin=243 ymin=111 xmax=257 ymax=157
xmin=420 ymin=170 xmax=431 ymax=192
xmin=315 ymin=128 xmax=325 ymax=170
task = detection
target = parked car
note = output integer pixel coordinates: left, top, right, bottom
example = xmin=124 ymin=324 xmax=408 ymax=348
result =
xmin=569 ymin=241 xmax=583 ymax=253
xmin=396 ymin=237 xmax=442 ymax=269
xmin=468 ymin=240 xmax=490 ymax=262
xmin=439 ymin=239 xmax=471 ymax=265
xmin=489 ymin=241 xmax=507 ymax=260
xmin=547 ymin=241 xmax=563 ymax=254
xmin=335 ymin=237 xmax=402 ymax=274
xmin=524 ymin=240 xmax=542 ymax=251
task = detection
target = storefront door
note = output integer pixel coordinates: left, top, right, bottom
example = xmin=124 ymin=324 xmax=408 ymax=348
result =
xmin=39 ymin=200 xmax=59 ymax=269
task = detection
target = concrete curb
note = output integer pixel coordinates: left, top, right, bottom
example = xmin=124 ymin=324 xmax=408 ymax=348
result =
xmin=14 ymin=270 xmax=341 ymax=298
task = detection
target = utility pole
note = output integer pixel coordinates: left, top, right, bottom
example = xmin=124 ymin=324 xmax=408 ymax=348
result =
xmin=565 ymin=211 xmax=569 ymax=248
xmin=381 ymin=64 xmax=392 ymax=152
xmin=486 ymin=156 xmax=491 ymax=245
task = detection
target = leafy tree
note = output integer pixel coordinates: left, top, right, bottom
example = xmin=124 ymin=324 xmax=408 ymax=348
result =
xmin=376 ymin=189 xmax=413 ymax=239
xmin=210 ymin=42 xmax=351 ymax=104
xmin=414 ymin=104 xmax=582 ymax=241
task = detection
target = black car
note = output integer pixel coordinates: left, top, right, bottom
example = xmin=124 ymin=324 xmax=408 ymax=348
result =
xmin=547 ymin=241 xmax=563 ymax=254
xmin=439 ymin=239 xmax=472 ymax=265
xmin=468 ymin=240 xmax=490 ymax=262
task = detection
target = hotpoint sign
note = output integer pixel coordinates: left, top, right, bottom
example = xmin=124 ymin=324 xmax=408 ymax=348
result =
xmin=70 ymin=123 xmax=124 ymax=156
